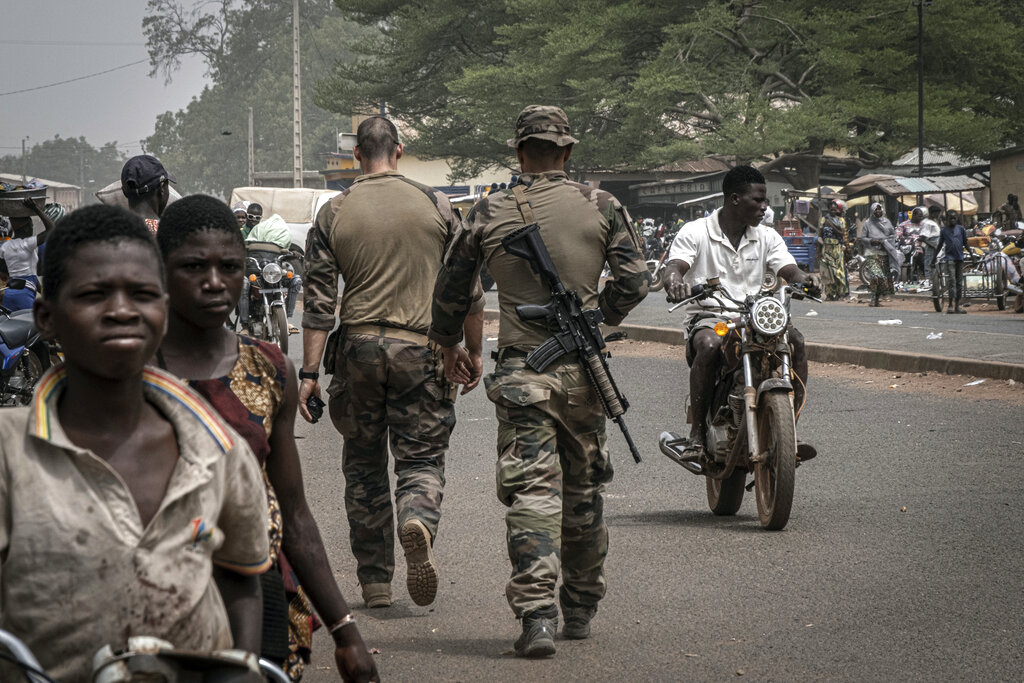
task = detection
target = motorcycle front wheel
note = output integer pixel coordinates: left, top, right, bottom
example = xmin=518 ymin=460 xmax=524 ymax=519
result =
xmin=272 ymin=306 xmax=289 ymax=355
xmin=706 ymin=467 xmax=745 ymax=515
xmin=753 ymin=392 xmax=796 ymax=530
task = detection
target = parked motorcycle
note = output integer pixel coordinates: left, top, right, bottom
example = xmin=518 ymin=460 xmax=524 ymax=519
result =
xmin=241 ymin=242 xmax=297 ymax=355
xmin=658 ymin=274 xmax=818 ymax=530
xmin=0 ymin=629 xmax=289 ymax=682
xmin=0 ymin=303 xmax=50 ymax=406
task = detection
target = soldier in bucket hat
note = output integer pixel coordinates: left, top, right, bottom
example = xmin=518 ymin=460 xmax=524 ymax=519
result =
xmin=430 ymin=105 xmax=649 ymax=658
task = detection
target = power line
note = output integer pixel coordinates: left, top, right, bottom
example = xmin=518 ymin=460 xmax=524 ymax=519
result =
xmin=0 ymin=59 xmax=149 ymax=97
xmin=3 ymin=39 xmax=146 ymax=46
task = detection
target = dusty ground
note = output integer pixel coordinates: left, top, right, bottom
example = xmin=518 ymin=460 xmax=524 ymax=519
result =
xmin=483 ymin=321 xmax=1024 ymax=405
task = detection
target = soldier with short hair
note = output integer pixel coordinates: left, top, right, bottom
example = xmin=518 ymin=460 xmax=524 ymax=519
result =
xmin=429 ymin=105 xmax=649 ymax=658
xmin=299 ymin=116 xmax=484 ymax=611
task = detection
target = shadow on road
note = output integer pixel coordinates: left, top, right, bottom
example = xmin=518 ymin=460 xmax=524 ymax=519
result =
xmin=607 ymin=508 xmax=765 ymax=531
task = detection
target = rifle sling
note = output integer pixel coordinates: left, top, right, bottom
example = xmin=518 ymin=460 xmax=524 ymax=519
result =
xmin=511 ymin=184 xmax=537 ymax=225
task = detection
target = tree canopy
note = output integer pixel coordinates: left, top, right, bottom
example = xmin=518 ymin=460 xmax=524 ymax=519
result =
xmin=319 ymin=0 xmax=1024 ymax=184
xmin=143 ymin=0 xmax=372 ymax=198
xmin=0 ymin=136 xmax=128 ymax=200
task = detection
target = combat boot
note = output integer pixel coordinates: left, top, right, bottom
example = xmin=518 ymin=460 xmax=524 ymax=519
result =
xmin=361 ymin=582 xmax=392 ymax=609
xmin=561 ymin=604 xmax=597 ymax=640
xmin=399 ymin=519 xmax=438 ymax=606
xmin=514 ymin=612 xmax=558 ymax=658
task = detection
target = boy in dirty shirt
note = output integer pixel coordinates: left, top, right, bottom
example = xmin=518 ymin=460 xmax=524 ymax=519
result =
xmin=0 ymin=205 xmax=270 ymax=682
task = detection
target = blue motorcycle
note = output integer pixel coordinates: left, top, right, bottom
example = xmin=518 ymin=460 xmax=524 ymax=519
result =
xmin=0 ymin=303 xmax=50 ymax=406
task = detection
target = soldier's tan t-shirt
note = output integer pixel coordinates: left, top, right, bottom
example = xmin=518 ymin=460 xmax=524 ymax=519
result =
xmin=0 ymin=365 xmax=271 ymax=682
xmin=302 ymin=170 xmax=482 ymax=335
xmin=430 ymin=171 xmax=649 ymax=349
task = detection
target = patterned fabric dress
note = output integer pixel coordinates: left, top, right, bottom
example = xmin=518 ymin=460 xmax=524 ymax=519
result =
xmin=818 ymin=218 xmax=849 ymax=299
xmin=183 ymin=336 xmax=318 ymax=681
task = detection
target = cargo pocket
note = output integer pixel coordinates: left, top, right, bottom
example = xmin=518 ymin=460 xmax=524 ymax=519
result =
xmin=566 ymin=384 xmax=599 ymax=425
xmin=327 ymin=375 xmax=357 ymax=437
xmin=491 ymin=381 xmax=551 ymax=507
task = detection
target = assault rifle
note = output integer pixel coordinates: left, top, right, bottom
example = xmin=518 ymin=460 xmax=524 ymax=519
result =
xmin=501 ymin=222 xmax=642 ymax=463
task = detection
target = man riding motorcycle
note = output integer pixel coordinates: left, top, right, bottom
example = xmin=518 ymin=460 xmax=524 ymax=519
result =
xmin=664 ymin=166 xmax=820 ymax=461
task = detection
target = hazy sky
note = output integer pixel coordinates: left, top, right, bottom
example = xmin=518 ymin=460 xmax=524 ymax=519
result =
xmin=0 ymin=1 xmax=210 ymax=157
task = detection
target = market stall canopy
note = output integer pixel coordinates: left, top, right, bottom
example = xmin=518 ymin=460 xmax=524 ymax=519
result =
xmin=840 ymin=174 xmax=985 ymax=199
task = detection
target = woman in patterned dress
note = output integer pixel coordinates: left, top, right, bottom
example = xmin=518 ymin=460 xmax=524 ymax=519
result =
xmin=860 ymin=202 xmax=897 ymax=307
xmin=153 ymin=195 xmax=378 ymax=682
xmin=816 ymin=199 xmax=849 ymax=300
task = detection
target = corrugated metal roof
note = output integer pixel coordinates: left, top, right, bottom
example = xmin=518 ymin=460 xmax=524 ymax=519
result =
xmin=875 ymin=175 xmax=986 ymax=196
xmin=0 ymin=173 xmax=81 ymax=190
xmin=892 ymin=148 xmax=983 ymax=167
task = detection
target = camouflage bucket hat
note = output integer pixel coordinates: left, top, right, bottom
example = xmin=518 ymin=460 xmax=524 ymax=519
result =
xmin=507 ymin=105 xmax=579 ymax=148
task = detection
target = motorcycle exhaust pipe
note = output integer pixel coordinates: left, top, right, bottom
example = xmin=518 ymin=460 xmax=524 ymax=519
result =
xmin=658 ymin=431 xmax=704 ymax=476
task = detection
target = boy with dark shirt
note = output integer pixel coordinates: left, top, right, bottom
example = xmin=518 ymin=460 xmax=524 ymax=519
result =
xmin=0 ymin=205 xmax=270 ymax=682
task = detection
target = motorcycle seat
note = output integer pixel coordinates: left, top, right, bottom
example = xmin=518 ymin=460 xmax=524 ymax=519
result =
xmin=0 ymin=311 xmax=36 ymax=349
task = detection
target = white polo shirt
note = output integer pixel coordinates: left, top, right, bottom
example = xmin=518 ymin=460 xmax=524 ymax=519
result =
xmin=668 ymin=208 xmax=796 ymax=319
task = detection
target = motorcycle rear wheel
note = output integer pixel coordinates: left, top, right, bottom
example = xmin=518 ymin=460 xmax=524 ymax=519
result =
xmin=706 ymin=467 xmax=745 ymax=515
xmin=753 ymin=392 xmax=796 ymax=530
xmin=272 ymin=306 xmax=289 ymax=355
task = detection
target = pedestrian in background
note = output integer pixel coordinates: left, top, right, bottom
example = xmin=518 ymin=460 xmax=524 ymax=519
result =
xmin=917 ymin=206 xmax=942 ymax=279
xmin=860 ymin=202 xmax=897 ymax=307
xmin=816 ymin=199 xmax=848 ymax=301
xmin=936 ymin=209 xmax=968 ymax=314
xmin=429 ymin=105 xmax=649 ymax=657
xmin=299 ymin=115 xmax=485 ymax=611
xmin=120 ymin=154 xmax=175 ymax=234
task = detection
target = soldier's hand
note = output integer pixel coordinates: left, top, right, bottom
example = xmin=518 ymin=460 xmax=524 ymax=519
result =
xmin=665 ymin=270 xmax=691 ymax=303
xmin=298 ymin=377 xmax=323 ymax=423
xmin=442 ymin=345 xmax=472 ymax=385
xmin=462 ymin=350 xmax=483 ymax=394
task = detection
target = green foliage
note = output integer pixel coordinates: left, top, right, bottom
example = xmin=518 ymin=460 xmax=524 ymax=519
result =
xmin=322 ymin=0 xmax=1024 ymax=184
xmin=0 ymin=136 xmax=128 ymax=200
xmin=143 ymin=0 xmax=372 ymax=198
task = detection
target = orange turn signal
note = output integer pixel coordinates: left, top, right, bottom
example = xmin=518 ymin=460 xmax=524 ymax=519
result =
xmin=248 ymin=274 xmax=258 ymax=282
xmin=714 ymin=321 xmax=729 ymax=337
xmin=286 ymin=271 xmax=294 ymax=279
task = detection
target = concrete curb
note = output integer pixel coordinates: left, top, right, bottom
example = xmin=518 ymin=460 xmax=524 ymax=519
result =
xmin=482 ymin=310 xmax=1024 ymax=382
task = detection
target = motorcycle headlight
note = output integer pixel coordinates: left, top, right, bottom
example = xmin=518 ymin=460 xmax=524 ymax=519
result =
xmin=750 ymin=297 xmax=788 ymax=336
xmin=262 ymin=262 xmax=283 ymax=284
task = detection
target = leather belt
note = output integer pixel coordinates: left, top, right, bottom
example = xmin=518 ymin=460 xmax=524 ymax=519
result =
xmin=346 ymin=324 xmax=429 ymax=346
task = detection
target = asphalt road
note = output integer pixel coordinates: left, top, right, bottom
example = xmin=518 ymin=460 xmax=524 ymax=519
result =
xmin=286 ymin=331 xmax=1023 ymax=682
xmin=617 ymin=294 xmax=1024 ymax=366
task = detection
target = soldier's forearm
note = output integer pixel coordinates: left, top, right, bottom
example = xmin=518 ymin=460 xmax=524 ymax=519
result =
xmin=463 ymin=310 xmax=484 ymax=355
xmin=302 ymin=328 xmax=330 ymax=374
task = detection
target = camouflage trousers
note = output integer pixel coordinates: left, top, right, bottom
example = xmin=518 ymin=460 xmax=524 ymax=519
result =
xmin=327 ymin=333 xmax=455 ymax=586
xmin=484 ymin=353 xmax=613 ymax=619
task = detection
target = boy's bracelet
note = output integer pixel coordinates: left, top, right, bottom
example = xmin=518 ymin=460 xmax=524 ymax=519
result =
xmin=328 ymin=613 xmax=357 ymax=635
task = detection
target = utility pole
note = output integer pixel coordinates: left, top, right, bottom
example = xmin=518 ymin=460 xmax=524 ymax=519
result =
xmin=21 ymin=136 xmax=28 ymax=182
xmin=916 ymin=0 xmax=932 ymax=179
xmin=292 ymin=0 xmax=303 ymax=188
xmin=248 ymin=106 xmax=255 ymax=187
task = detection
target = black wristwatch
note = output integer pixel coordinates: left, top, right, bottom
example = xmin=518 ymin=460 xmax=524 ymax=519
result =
xmin=298 ymin=370 xmax=320 ymax=381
